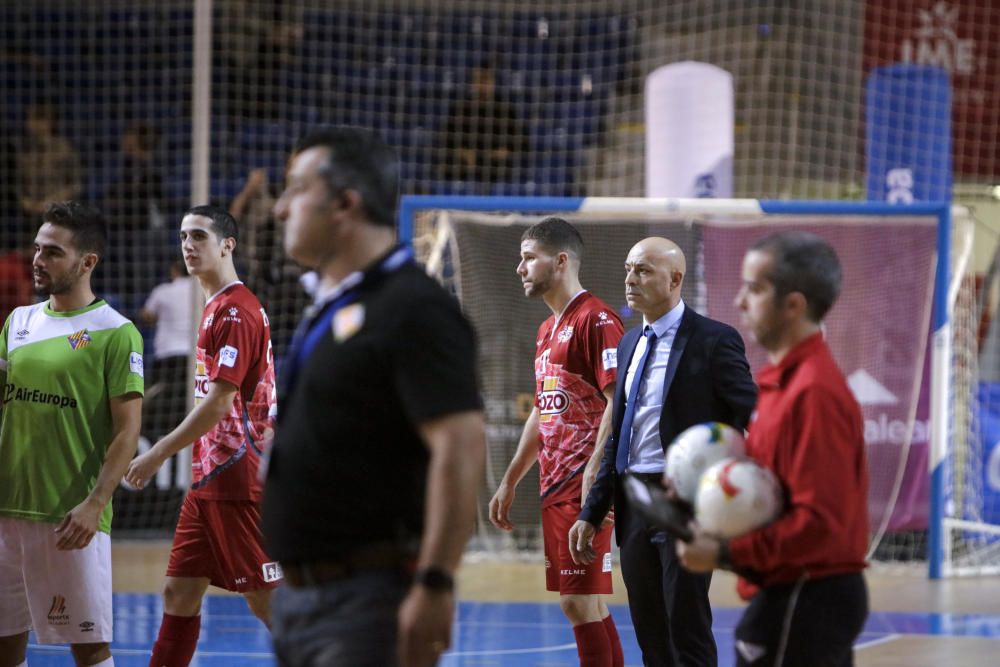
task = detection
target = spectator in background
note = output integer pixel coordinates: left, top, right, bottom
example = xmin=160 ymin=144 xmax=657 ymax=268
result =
xmin=138 ymin=259 xmax=197 ymax=442
xmin=437 ymin=62 xmax=529 ymax=188
xmin=104 ymin=122 xmax=166 ymax=229
xmin=102 ymin=122 xmax=166 ymax=304
xmin=17 ymin=104 xmax=83 ymax=220
xmin=0 ymin=123 xmax=18 ymax=235
xmin=229 ymin=168 xmax=274 ymax=293
xmin=0 ymin=229 xmax=33 ymax=326
xmin=229 ymin=167 xmax=310 ymax=365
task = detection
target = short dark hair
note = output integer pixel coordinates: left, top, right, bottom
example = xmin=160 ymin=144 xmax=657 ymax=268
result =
xmin=292 ymin=127 xmax=399 ymax=228
xmin=41 ymin=201 xmax=107 ymax=259
xmin=521 ymin=217 xmax=584 ymax=260
xmin=26 ymin=104 xmax=57 ymax=124
xmin=750 ymin=231 xmax=842 ymax=322
xmin=124 ymin=122 xmax=161 ymax=153
xmin=185 ymin=204 xmax=239 ymax=243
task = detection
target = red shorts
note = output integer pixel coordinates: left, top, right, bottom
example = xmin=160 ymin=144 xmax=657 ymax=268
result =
xmin=166 ymin=494 xmax=282 ymax=592
xmin=543 ymin=500 xmax=613 ymax=594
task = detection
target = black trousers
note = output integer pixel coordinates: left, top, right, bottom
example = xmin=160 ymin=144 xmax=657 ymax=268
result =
xmin=618 ymin=502 xmax=716 ymax=666
xmin=735 ymin=572 xmax=869 ymax=667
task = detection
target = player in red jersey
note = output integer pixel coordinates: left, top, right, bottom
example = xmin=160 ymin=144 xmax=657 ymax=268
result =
xmin=489 ymin=217 xmax=626 ymax=667
xmin=126 ymin=205 xmax=278 ymax=667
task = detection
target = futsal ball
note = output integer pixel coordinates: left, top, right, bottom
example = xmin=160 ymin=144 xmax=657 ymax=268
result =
xmin=664 ymin=422 xmax=746 ymax=503
xmin=695 ymin=457 xmax=783 ymax=539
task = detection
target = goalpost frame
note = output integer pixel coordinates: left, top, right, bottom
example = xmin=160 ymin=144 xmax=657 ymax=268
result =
xmin=398 ymin=195 xmax=954 ymax=579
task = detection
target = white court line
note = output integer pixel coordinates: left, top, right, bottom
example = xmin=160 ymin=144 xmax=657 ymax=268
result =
xmin=445 ymin=642 xmax=578 ymax=657
xmin=855 ymin=634 xmax=902 ymax=651
xmin=29 ymin=645 xmax=273 ymax=659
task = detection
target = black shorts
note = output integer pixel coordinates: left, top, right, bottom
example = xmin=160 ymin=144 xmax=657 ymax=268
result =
xmin=735 ymin=571 xmax=868 ymax=667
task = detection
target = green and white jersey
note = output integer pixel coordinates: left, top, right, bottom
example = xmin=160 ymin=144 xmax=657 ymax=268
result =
xmin=0 ymin=299 xmax=144 ymax=533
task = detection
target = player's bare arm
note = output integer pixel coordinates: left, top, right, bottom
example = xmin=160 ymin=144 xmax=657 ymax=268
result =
xmin=56 ymin=391 xmax=142 ymax=550
xmin=581 ymin=384 xmax=615 ymax=504
xmin=398 ymin=410 xmax=486 ymax=667
xmin=488 ymin=407 xmax=541 ymax=531
xmin=125 ymin=380 xmax=238 ymax=489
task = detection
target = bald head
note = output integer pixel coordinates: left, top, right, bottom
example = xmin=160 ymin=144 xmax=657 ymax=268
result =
xmin=633 ymin=237 xmax=686 ymax=274
xmin=624 ymin=237 xmax=686 ymax=321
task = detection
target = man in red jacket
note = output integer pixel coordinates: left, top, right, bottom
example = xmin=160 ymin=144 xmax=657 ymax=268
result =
xmin=678 ymin=231 xmax=869 ymax=667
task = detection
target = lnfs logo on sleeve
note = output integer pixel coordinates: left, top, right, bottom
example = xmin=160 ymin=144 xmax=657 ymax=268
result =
xmin=129 ymin=352 xmax=144 ymax=377
xmin=219 ymin=345 xmax=239 ymax=368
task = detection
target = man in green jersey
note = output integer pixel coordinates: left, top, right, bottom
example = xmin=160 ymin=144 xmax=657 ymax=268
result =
xmin=0 ymin=201 xmax=144 ymax=667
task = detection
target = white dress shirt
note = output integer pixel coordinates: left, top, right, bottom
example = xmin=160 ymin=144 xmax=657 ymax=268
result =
xmin=624 ymin=300 xmax=686 ymax=473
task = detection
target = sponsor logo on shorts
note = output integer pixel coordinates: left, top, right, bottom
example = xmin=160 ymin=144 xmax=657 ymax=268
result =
xmin=603 ymin=552 xmax=612 ymax=573
xmin=79 ymin=621 xmax=95 ymax=632
xmin=544 ymin=557 xmax=551 ymax=569
xmin=560 ymin=568 xmax=587 ymax=576
xmin=263 ymin=562 xmax=284 ymax=583
xmin=602 ymin=348 xmax=617 ymax=371
xmin=47 ymin=595 xmax=69 ymax=625
xmin=235 ymin=576 xmax=248 ymax=585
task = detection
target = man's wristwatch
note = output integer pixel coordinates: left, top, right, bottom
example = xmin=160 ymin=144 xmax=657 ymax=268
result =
xmin=413 ymin=566 xmax=455 ymax=592
xmin=717 ymin=540 xmax=733 ymax=570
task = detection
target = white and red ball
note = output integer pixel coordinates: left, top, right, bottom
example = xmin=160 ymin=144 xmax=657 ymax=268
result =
xmin=695 ymin=457 xmax=783 ymax=539
xmin=664 ymin=422 xmax=746 ymax=503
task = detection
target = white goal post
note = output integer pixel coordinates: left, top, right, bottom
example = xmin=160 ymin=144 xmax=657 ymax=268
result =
xmin=399 ymin=195 xmax=997 ymax=579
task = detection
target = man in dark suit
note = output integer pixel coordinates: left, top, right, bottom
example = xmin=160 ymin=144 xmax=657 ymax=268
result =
xmin=569 ymin=237 xmax=757 ymax=666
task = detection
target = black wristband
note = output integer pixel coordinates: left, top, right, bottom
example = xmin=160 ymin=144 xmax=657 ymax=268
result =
xmin=717 ymin=540 xmax=733 ymax=570
xmin=413 ymin=566 xmax=455 ymax=592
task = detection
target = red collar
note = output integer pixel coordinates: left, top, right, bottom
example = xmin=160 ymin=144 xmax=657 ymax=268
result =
xmin=756 ymin=332 xmax=826 ymax=389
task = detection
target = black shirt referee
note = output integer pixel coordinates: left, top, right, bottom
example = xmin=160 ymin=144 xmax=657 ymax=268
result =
xmin=263 ymin=127 xmax=486 ymax=667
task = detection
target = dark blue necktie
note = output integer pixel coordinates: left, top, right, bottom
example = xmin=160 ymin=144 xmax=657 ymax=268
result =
xmin=616 ymin=326 xmax=657 ymax=474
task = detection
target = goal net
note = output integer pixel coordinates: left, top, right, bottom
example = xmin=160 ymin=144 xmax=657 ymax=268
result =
xmin=0 ymin=1 xmax=997 ymax=573
xmin=404 ymin=195 xmax=998 ymax=577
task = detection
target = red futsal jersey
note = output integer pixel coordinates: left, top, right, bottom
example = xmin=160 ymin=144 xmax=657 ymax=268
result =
xmin=190 ymin=282 xmax=276 ymax=501
xmin=534 ymin=292 xmax=623 ymax=507
xmin=730 ymin=333 xmax=869 ymax=598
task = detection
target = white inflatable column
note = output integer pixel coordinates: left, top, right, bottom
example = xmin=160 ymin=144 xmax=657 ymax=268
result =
xmin=645 ymin=62 xmax=734 ymax=197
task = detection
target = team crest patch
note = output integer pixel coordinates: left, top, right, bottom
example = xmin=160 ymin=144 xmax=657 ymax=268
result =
xmin=557 ymin=325 xmax=574 ymax=342
xmin=67 ymin=329 xmax=91 ymax=350
xmin=333 ymin=303 xmax=365 ymax=342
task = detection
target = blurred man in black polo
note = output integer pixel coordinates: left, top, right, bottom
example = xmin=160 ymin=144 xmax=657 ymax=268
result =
xmin=263 ymin=127 xmax=486 ymax=667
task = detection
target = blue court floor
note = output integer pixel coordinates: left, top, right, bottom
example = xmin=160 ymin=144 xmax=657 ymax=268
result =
xmin=26 ymin=594 xmax=1000 ymax=665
